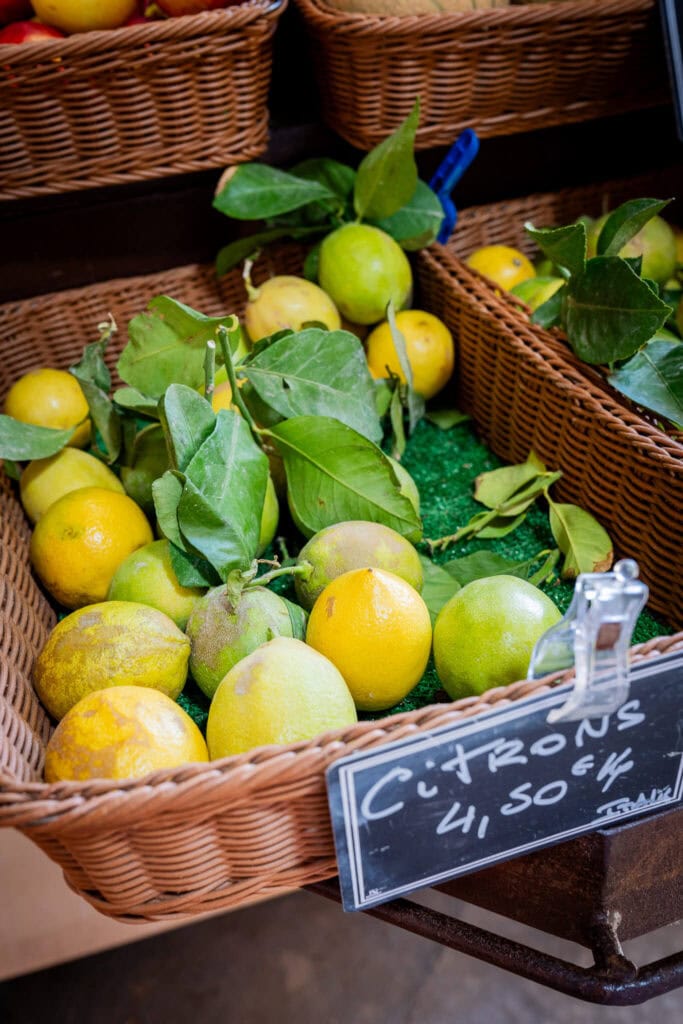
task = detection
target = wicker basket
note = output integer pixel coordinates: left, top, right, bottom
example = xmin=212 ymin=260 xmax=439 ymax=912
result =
xmin=0 ymin=2 xmax=286 ymax=202
xmin=0 ymin=251 xmax=681 ymax=922
xmin=292 ymin=0 xmax=668 ymax=149
xmin=416 ymin=170 xmax=683 ymax=626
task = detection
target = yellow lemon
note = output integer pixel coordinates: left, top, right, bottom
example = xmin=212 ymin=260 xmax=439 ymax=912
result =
xmin=30 ymin=486 xmax=154 ymax=609
xmin=244 ymin=275 xmax=341 ymax=344
xmin=31 ymin=0 xmax=137 ymax=32
xmin=206 ymin=636 xmax=357 ymax=759
xmin=365 ymin=309 xmax=455 ymax=399
xmin=306 ymin=567 xmax=432 ymax=711
xmin=4 ymin=368 xmax=90 ymax=448
xmin=34 ymin=600 xmax=190 ymax=721
xmin=20 ymin=448 xmax=125 ymax=524
xmin=466 ymin=245 xmax=536 ymax=291
xmin=44 ymin=687 xmax=207 ymax=783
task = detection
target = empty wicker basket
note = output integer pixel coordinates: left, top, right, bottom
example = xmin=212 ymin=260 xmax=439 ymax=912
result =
xmin=293 ymin=0 xmax=668 ymax=150
xmin=0 ymin=2 xmax=286 ymax=201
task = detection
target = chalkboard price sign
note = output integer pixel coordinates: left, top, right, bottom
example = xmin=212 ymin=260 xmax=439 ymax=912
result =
xmin=326 ymin=651 xmax=683 ymax=911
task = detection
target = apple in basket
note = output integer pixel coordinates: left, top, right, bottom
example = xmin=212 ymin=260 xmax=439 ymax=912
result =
xmin=0 ymin=0 xmax=32 ymax=25
xmin=156 ymin=0 xmax=247 ymax=14
xmin=0 ymin=20 xmax=65 ymax=41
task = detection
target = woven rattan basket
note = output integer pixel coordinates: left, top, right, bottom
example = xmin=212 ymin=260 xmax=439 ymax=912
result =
xmin=416 ymin=170 xmax=683 ymax=625
xmin=0 ymin=250 xmax=681 ymax=922
xmin=0 ymin=2 xmax=285 ymax=202
xmin=292 ymin=0 xmax=668 ymax=150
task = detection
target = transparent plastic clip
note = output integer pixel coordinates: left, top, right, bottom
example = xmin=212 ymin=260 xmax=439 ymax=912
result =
xmin=527 ymin=559 xmax=649 ymax=724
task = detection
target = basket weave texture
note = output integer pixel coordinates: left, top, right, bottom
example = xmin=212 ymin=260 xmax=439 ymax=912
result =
xmin=417 ymin=170 xmax=683 ymax=625
xmin=0 ymin=250 xmax=681 ymax=922
xmin=0 ymin=2 xmax=285 ymax=202
xmin=293 ymin=0 xmax=668 ymax=150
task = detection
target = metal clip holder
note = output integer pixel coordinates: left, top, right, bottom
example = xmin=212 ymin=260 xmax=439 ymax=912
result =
xmin=527 ymin=559 xmax=649 ymax=724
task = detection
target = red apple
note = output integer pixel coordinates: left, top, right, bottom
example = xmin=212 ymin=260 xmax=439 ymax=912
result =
xmin=156 ymin=0 xmax=242 ymax=15
xmin=0 ymin=1 xmax=32 ymax=27
xmin=0 ymin=20 xmax=65 ymax=42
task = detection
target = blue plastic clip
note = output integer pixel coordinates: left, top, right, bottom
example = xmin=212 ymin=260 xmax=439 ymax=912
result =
xmin=429 ymin=129 xmax=480 ymax=244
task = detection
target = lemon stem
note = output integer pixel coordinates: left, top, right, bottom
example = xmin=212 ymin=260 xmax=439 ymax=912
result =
xmin=203 ymin=340 xmax=216 ymax=406
xmin=216 ymin=324 xmax=258 ymax=437
xmin=242 ymin=256 xmax=261 ymax=303
xmin=251 ymin=562 xmax=311 ymax=589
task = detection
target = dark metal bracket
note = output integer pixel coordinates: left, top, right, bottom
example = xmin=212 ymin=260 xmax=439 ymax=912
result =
xmin=306 ymin=877 xmax=683 ymax=1006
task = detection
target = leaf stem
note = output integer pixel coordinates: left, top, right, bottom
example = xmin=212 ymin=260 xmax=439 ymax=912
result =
xmin=203 ymin=340 xmax=216 ymax=406
xmin=426 ymin=509 xmax=498 ymax=554
xmin=216 ymin=323 xmax=258 ymax=434
xmin=242 ymin=256 xmax=260 ymax=303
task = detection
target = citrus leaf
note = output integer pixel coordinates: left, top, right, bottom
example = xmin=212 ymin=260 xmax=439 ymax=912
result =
xmin=475 ymin=511 xmax=528 ymax=539
xmin=215 ymin=225 xmax=322 ymax=277
xmin=609 ymin=338 xmax=683 ymax=426
xmin=547 ymin=500 xmax=613 ymax=579
xmin=169 ymin=542 xmax=220 ymax=589
xmin=152 ymin=470 xmax=186 ymax=551
xmin=354 ymin=99 xmax=420 ymax=221
xmin=241 ymin=328 xmax=382 ymax=443
xmin=564 ymin=257 xmax=672 ymax=364
xmin=372 ymin=179 xmax=444 ymax=251
xmin=178 ymin=410 xmax=269 ymax=579
xmin=389 ymin=387 xmax=406 ymax=458
xmin=268 ymin=415 xmax=422 ymax=542
xmin=387 ymin=300 xmax=424 ymax=434
xmin=524 ymin=221 xmax=586 ymax=278
xmin=425 ymin=408 xmax=470 ymax=430
xmin=3 ymin=460 xmax=20 ymax=481
xmin=418 ymin=555 xmax=461 ymax=624
xmin=158 ymin=383 xmax=216 ymax=473
xmin=596 ymin=198 xmax=671 ymax=257
xmin=281 ymin=596 xmax=308 ymax=640
xmin=71 ymin=376 xmax=118 ymax=463
xmin=113 ymin=387 xmax=160 ymax=418
xmin=0 ymin=416 xmax=73 ymax=461
xmin=474 ymin=453 xmax=547 ymax=509
xmin=70 ymin=335 xmax=111 ymax=393
xmin=290 ymin=158 xmax=356 ymax=202
xmin=443 ymin=549 xmax=558 ymax=588
xmin=213 ymin=164 xmax=335 ymax=220
xmin=118 ymin=298 xmax=241 ymax=398
xmin=120 ymin=423 xmax=168 ymax=517
xmin=530 ymin=285 xmax=565 ymax=329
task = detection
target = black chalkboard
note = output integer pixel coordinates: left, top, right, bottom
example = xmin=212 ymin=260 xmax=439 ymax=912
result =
xmin=326 ymin=650 xmax=683 ymax=911
xmin=660 ymin=0 xmax=683 ymax=140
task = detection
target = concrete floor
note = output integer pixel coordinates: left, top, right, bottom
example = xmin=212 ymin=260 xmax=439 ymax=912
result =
xmin=1 ymin=887 xmax=681 ymax=1024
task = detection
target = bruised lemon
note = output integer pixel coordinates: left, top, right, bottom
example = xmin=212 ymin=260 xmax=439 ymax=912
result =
xmin=20 ymin=448 xmax=125 ymax=524
xmin=44 ymin=687 xmax=208 ymax=783
xmin=33 ymin=600 xmax=190 ymax=721
xmin=294 ymin=520 xmax=423 ymax=611
xmin=206 ymin=637 xmax=357 ymax=759
xmin=4 ymin=368 xmax=90 ymax=448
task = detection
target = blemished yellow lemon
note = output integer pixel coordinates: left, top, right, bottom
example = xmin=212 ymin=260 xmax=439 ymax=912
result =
xmin=294 ymin=520 xmax=424 ymax=611
xmin=34 ymin=600 xmax=190 ymax=721
xmin=365 ymin=309 xmax=455 ymax=399
xmin=306 ymin=567 xmax=432 ymax=711
xmin=30 ymin=486 xmax=154 ymax=609
xmin=466 ymin=245 xmax=536 ymax=291
xmin=4 ymin=368 xmax=91 ymax=448
xmin=206 ymin=636 xmax=357 ymax=759
xmin=20 ymin=448 xmax=125 ymax=524
xmin=44 ymin=686 xmax=208 ymax=783
xmin=433 ymin=575 xmax=562 ymax=699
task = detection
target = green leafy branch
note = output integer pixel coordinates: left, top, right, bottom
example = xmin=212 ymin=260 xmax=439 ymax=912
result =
xmin=523 ymin=198 xmax=682 ymax=428
xmin=212 ymin=99 xmax=445 ymax=276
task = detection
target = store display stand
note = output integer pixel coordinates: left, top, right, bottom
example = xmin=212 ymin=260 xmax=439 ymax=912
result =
xmin=309 ymin=805 xmax=683 ymax=1005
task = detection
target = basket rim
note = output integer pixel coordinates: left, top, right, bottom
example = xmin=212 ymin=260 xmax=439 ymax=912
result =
xmin=1 ymin=633 xmax=680 ymax=831
xmin=0 ymin=0 xmax=286 ymax=62
xmin=422 ymin=243 xmax=683 ymax=461
xmin=293 ymin=0 xmax=655 ymax=33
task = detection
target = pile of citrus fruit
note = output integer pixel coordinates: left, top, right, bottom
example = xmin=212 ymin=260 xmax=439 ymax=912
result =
xmin=2 ymin=263 xmax=565 ymax=787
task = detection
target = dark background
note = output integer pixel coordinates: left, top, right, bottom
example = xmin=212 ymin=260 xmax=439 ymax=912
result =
xmin=2 ymin=5 xmax=683 ymax=304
